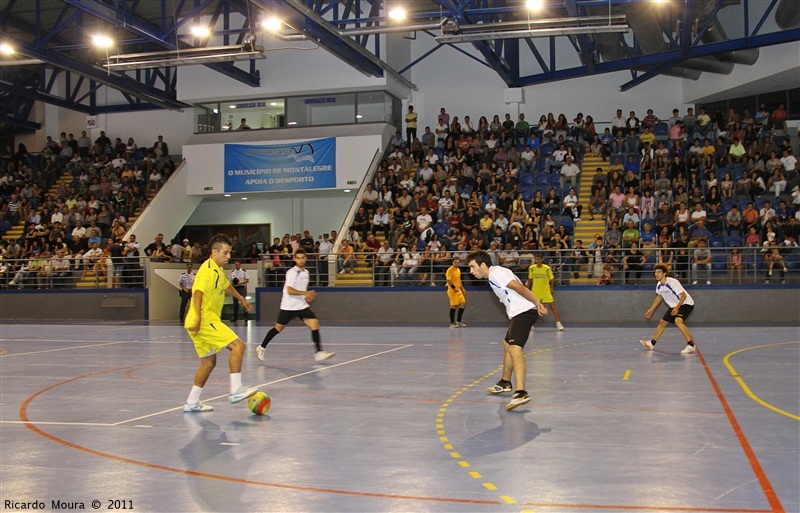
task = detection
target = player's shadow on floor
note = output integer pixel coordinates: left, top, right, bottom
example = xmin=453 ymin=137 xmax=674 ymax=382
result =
xmin=459 ymin=404 xmax=550 ymax=457
xmin=179 ymin=416 xmax=255 ymax=512
xmin=641 ymin=350 xmax=689 ymax=364
xmin=261 ymin=364 xmax=326 ymax=390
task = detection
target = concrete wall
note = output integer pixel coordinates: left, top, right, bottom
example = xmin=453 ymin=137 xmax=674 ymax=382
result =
xmin=1 ymin=287 xmax=797 ymax=325
xmin=0 ymin=290 xmax=147 ymax=321
xmin=148 ymin=262 xmax=261 ymax=321
xmin=255 ymin=286 xmax=800 ymax=326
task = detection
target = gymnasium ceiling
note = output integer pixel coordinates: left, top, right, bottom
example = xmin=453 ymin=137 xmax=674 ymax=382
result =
xmin=1 ymin=0 xmax=799 ymax=135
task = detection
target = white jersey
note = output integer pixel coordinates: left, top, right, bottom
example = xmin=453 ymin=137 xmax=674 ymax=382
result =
xmin=488 ymin=266 xmax=537 ymax=319
xmin=655 ymin=277 xmax=695 ymax=309
xmin=281 ymin=266 xmax=310 ymax=311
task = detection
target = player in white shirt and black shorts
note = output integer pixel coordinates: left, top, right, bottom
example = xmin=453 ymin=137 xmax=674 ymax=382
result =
xmin=641 ymin=263 xmax=698 ymax=354
xmin=256 ymin=249 xmax=335 ymax=363
xmin=467 ymin=250 xmax=548 ymax=411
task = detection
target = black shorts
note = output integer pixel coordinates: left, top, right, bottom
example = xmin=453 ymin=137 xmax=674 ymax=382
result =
xmin=504 ymin=309 xmax=540 ymax=348
xmin=276 ymin=308 xmax=317 ymax=326
xmin=662 ymin=304 xmax=694 ymax=324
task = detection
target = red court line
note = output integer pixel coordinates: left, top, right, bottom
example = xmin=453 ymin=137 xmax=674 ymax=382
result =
xmin=522 ymin=500 xmax=770 ymax=512
xmin=696 ymin=347 xmax=784 ymax=513
xmin=19 ymin=362 xmax=502 ymax=507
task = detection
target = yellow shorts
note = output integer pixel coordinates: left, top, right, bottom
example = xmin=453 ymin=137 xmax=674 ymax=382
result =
xmin=447 ymin=288 xmax=465 ymax=306
xmin=186 ymin=320 xmax=240 ymax=358
xmin=532 ymin=287 xmax=553 ymax=303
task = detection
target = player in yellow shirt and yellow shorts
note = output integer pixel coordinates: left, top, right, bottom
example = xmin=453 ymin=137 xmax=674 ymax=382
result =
xmin=183 ymin=234 xmax=259 ymax=412
xmin=446 ymin=256 xmax=467 ymax=327
xmin=525 ymin=253 xmax=564 ymax=330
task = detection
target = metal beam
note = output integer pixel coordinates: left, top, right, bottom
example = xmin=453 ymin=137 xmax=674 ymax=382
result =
xmin=61 ymin=0 xmax=260 ymax=87
xmin=514 ymin=27 xmax=800 ymax=88
xmin=564 ymin=0 xmax=596 ymax=72
xmin=255 ymin=0 xmax=416 ymax=90
xmin=4 ymin=34 xmax=190 ymax=111
xmin=436 ymin=0 xmax=515 ymax=86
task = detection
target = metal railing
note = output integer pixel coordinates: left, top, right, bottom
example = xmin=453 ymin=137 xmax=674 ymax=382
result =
xmin=1 ymin=255 xmax=147 ymax=289
xmin=2 ymin=246 xmax=793 ymax=290
xmin=255 ymin=246 xmax=798 ymax=287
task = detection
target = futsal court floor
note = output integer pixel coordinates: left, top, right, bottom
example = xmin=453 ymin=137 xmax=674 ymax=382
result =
xmin=0 ymin=321 xmax=797 ymax=513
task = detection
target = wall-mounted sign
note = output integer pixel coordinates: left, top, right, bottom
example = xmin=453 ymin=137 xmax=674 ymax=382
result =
xmin=224 ymin=138 xmax=337 ymax=193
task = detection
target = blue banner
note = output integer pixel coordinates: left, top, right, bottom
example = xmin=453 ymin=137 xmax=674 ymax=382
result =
xmin=224 ymin=138 xmax=336 ymax=193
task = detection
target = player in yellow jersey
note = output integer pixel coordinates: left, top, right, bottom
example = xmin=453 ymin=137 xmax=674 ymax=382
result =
xmin=183 ymin=234 xmax=258 ymax=412
xmin=525 ymin=253 xmax=564 ymax=330
xmin=445 ymin=256 xmax=467 ymax=328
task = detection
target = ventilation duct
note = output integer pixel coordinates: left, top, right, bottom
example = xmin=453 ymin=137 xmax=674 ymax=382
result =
xmin=621 ymin=2 xmax=734 ymax=75
xmin=775 ymin=0 xmax=800 ymax=29
xmin=694 ymin=0 xmax=759 ymax=64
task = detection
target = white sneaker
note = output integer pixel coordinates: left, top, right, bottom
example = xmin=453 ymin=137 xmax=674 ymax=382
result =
xmin=506 ymin=391 xmax=531 ymax=411
xmin=256 ymin=346 xmax=265 ymax=362
xmin=556 ymin=322 xmax=564 ymax=331
xmin=692 ymin=280 xmax=698 ymax=284
xmin=681 ymin=344 xmax=696 ymax=354
xmin=640 ymin=339 xmax=654 ymax=350
xmin=315 ymin=350 xmax=335 ymax=362
xmin=229 ymin=386 xmax=259 ymax=404
xmin=706 ymin=280 xmax=711 ymax=285
xmin=457 ymin=322 xmax=467 ymax=327
xmin=450 ymin=323 xmax=458 ymax=328
xmin=184 ymin=402 xmax=213 ymax=412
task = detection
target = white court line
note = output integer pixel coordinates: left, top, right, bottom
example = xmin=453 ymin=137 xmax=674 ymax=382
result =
xmin=0 ymin=342 xmax=414 ymax=427
xmin=0 ymin=341 xmax=130 ymax=357
xmin=113 ymin=344 xmax=413 ymax=426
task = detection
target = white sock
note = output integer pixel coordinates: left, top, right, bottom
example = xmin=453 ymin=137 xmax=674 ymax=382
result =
xmin=230 ymin=373 xmax=242 ymax=393
xmin=187 ymin=385 xmax=203 ymax=405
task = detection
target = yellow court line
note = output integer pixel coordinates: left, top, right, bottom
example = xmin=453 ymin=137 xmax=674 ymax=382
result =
xmin=723 ymin=341 xmax=799 ymax=421
xmin=623 ymin=369 xmax=631 ymax=381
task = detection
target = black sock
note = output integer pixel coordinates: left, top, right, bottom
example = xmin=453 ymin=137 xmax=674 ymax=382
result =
xmin=260 ymin=328 xmax=279 ymax=348
xmin=687 ymin=340 xmax=695 ymax=346
xmin=312 ymin=329 xmax=321 ymax=352
xmin=651 ymin=339 xmax=658 ymax=346
xmin=515 ymin=389 xmax=527 ymax=396
xmin=498 ymin=379 xmax=511 ymax=386
xmin=457 ymin=308 xmax=464 ymax=322
xmin=449 ymin=308 xmax=455 ymax=323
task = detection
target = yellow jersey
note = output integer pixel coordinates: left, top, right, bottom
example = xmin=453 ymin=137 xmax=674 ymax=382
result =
xmin=185 ymin=258 xmax=229 ymax=326
xmin=527 ymin=263 xmax=554 ymax=301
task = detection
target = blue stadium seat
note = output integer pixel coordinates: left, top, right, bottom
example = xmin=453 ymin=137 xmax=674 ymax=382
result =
xmin=785 ymin=254 xmax=799 ymax=271
xmin=550 ymin=173 xmax=562 ymax=186
xmin=709 ymin=235 xmax=726 ymax=248
xmin=726 ymin=235 xmax=743 ymax=247
xmin=722 ymin=199 xmax=736 ymax=212
xmin=540 ymin=143 xmax=555 ymax=157
xmin=520 ymin=186 xmax=534 ymax=202
xmin=520 ymin=173 xmax=535 ymax=186
xmin=711 ymin=255 xmax=728 ymax=272
xmin=0 ymin=220 xmax=11 ymax=234
xmin=654 ymin=122 xmax=668 ymax=141
xmin=432 ymin=223 xmax=448 ymax=238
xmin=535 ymin=173 xmax=550 ymax=186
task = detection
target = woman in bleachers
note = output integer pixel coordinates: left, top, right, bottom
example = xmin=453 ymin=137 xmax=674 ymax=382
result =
xmin=555 ymin=114 xmax=569 ymax=141
xmin=720 ymin=172 xmax=735 ymax=200
xmin=669 ymin=139 xmax=685 ymax=161
xmin=641 ymin=189 xmax=656 ymax=220
xmin=489 ymin=114 xmax=502 ymax=135
xmin=477 ymin=116 xmax=489 ymax=136
xmin=747 ymin=170 xmax=766 ymax=201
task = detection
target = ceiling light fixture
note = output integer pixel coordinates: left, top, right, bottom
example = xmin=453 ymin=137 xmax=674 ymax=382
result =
xmin=526 ymin=0 xmax=544 ymax=11
xmin=261 ymin=17 xmax=282 ymax=32
xmin=0 ymin=43 xmax=15 ymax=55
xmin=388 ymin=7 xmax=406 ymax=21
xmin=190 ymin=26 xmax=211 ymax=38
xmin=103 ymin=42 xmax=264 ymax=71
xmin=92 ymin=34 xmax=113 ymax=48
